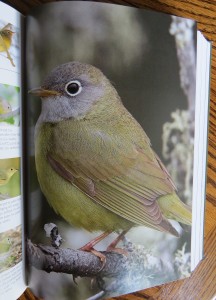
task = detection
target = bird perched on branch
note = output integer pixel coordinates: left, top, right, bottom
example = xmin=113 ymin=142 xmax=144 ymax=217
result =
xmin=0 ymin=23 xmax=14 ymax=54
xmin=0 ymin=97 xmax=12 ymax=116
xmin=0 ymin=23 xmax=15 ymax=67
xmin=0 ymin=237 xmax=11 ymax=255
xmin=30 ymin=62 xmax=191 ymax=261
xmin=0 ymin=167 xmax=18 ymax=186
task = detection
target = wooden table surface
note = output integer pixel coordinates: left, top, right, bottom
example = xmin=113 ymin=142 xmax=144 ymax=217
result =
xmin=5 ymin=0 xmax=216 ymax=299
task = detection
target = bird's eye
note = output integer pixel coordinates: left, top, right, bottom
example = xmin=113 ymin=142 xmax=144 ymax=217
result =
xmin=65 ymin=80 xmax=82 ymax=96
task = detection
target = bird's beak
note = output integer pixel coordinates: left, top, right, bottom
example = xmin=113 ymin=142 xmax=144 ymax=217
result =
xmin=28 ymin=87 xmax=61 ymax=97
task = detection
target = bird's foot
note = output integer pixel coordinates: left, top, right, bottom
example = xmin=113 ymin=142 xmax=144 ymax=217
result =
xmin=79 ymin=245 xmax=107 ymax=272
xmin=79 ymin=231 xmax=112 ymax=272
xmin=106 ymin=229 xmax=129 ymax=255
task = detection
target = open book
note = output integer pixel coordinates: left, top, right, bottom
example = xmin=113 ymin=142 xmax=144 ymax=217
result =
xmin=0 ymin=1 xmax=211 ymax=300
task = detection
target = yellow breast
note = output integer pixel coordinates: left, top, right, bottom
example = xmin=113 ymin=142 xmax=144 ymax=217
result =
xmin=0 ymin=35 xmax=11 ymax=52
xmin=35 ymin=122 xmax=132 ymax=232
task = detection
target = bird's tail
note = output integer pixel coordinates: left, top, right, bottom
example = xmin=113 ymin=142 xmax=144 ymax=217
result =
xmin=157 ymin=193 xmax=192 ymax=226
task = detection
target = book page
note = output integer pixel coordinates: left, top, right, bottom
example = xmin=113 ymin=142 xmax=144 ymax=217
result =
xmin=191 ymin=31 xmax=211 ymax=271
xmin=25 ymin=2 xmax=206 ymax=299
xmin=0 ymin=2 xmax=26 ymax=300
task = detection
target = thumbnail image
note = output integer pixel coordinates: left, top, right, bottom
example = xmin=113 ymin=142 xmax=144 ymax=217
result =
xmin=0 ymin=157 xmax=20 ymax=200
xmin=0 ymin=20 xmax=20 ymax=71
xmin=0 ymin=83 xmax=20 ymax=126
xmin=0 ymin=225 xmax=22 ymax=273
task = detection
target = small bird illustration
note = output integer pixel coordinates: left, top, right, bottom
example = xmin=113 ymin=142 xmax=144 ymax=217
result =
xmin=30 ymin=62 xmax=191 ymax=260
xmin=0 ymin=237 xmax=12 ymax=266
xmin=0 ymin=97 xmax=12 ymax=115
xmin=0 ymin=23 xmax=15 ymax=67
xmin=0 ymin=167 xmax=18 ymax=186
xmin=0 ymin=237 xmax=11 ymax=255
xmin=0 ymin=23 xmax=14 ymax=53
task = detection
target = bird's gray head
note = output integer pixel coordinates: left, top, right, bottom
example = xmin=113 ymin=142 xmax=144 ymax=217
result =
xmin=29 ymin=62 xmax=114 ymax=123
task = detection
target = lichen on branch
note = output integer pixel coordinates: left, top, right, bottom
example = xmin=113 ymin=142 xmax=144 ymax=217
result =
xmin=27 ymin=224 xmax=190 ymax=299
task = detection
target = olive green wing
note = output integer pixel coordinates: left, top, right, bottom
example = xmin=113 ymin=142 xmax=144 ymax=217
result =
xmin=48 ymin=122 xmax=178 ymax=235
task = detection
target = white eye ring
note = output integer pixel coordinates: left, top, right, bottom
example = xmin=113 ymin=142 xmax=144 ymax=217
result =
xmin=65 ymin=80 xmax=82 ymax=96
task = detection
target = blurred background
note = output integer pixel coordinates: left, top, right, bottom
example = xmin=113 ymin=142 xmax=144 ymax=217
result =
xmin=25 ymin=2 xmax=195 ymax=299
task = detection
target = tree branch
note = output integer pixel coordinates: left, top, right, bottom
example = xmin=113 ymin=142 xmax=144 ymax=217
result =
xmin=162 ymin=17 xmax=196 ymax=204
xmin=26 ymin=239 xmax=126 ymax=278
xmin=0 ymin=108 xmax=20 ymax=120
xmin=170 ymin=16 xmax=196 ymax=122
xmin=27 ymin=224 xmax=190 ymax=299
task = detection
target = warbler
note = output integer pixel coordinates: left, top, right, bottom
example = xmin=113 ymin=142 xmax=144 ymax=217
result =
xmin=30 ymin=62 xmax=191 ymax=255
xmin=0 ymin=167 xmax=18 ymax=186
xmin=0 ymin=23 xmax=14 ymax=54
xmin=0 ymin=97 xmax=12 ymax=116
xmin=0 ymin=238 xmax=11 ymax=255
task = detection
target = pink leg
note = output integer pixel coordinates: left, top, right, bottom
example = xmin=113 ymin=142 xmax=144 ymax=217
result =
xmin=79 ymin=230 xmax=112 ymax=269
xmin=79 ymin=230 xmax=112 ymax=252
xmin=106 ymin=229 xmax=130 ymax=253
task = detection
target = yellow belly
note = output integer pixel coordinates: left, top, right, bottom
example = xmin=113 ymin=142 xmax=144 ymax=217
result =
xmin=35 ymin=124 xmax=132 ymax=232
xmin=0 ymin=37 xmax=11 ymax=52
xmin=0 ymin=179 xmax=7 ymax=186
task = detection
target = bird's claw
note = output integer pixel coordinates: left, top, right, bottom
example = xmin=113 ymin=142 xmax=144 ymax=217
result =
xmin=80 ymin=247 xmax=107 ymax=273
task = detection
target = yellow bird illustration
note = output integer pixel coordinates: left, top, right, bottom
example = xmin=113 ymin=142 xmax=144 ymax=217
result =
xmin=0 ymin=167 xmax=18 ymax=186
xmin=0 ymin=23 xmax=15 ymax=67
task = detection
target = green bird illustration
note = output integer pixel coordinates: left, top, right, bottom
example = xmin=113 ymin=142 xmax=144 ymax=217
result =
xmin=0 ymin=97 xmax=12 ymax=115
xmin=30 ymin=62 xmax=191 ymax=261
xmin=0 ymin=167 xmax=18 ymax=186
xmin=0 ymin=237 xmax=12 ymax=267
xmin=0 ymin=237 xmax=11 ymax=255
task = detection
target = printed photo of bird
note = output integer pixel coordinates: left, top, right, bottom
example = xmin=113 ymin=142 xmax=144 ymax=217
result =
xmin=0 ymin=226 xmax=22 ymax=272
xmin=0 ymin=97 xmax=12 ymax=117
xmin=30 ymin=62 xmax=192 ymax=260
xmin=0 ymin=23 xmax=15 ymax=67
xmin=0 ymin=237 xmax=11 ymax=256
xmin=0 ymin=167 xmax=18 ymax=186
xmin=0 ymin=237 xmax=12 ymax=272
xmin=0 ymin=84 xmax=21 ymax=126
